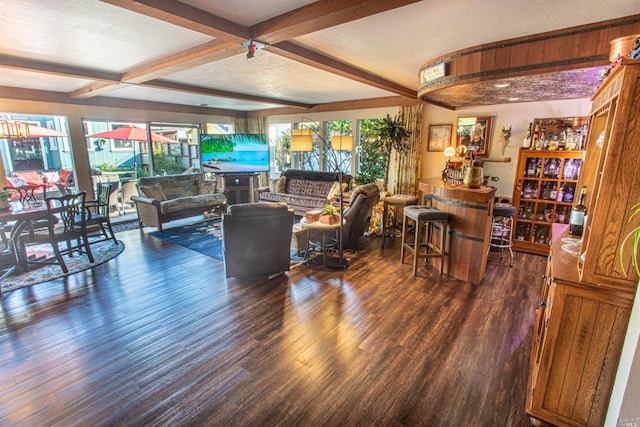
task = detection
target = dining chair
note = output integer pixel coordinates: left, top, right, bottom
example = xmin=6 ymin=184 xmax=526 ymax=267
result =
xmin=18 ymin=192 xmax=94 ymax=274
xmin=2 ymin=185 xmax=52 ymax=246
xmin=84 ymin=182 xmax=117 ymax=244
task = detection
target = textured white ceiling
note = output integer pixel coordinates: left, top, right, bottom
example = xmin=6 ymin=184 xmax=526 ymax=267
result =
xmin=1 ymin=0 xmax=639 ymax=112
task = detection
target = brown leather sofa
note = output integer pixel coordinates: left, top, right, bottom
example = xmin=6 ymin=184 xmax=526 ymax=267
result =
xmin=221 ymin=202 xmax=294 ymax=279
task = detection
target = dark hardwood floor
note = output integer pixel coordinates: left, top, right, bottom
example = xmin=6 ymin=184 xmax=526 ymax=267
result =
xmin=0 ymin=224 xmax=546 ymax=426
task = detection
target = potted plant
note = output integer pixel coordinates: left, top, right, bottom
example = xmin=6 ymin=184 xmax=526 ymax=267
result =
xmin=375 ymin=114 xmax=411 ymax=192
xmin=0 ymin=189 xmax=13 ymax=209
xmin=620 ymin=202 xmax=640 ymax=277
xmin=319 ymin=204 xmax=339 ymax=225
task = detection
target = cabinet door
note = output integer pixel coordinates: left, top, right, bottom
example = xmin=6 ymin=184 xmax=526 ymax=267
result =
xmin=512 ymin=150 xmax=584 ymax=255
xmin=527 ymin=280 xmax=631 ymax=427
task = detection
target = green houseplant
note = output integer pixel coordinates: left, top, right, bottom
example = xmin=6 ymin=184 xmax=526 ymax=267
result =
xmin=375 ymin=114 xmax=411 ymax=192
xmin=0 ymin=189 xmax=13 ymax=209
xmin=620 ymin=201 xmax=640 ymax=277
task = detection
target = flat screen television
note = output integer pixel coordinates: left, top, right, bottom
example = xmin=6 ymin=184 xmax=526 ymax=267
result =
xmin=200 ymin=133 xmax=270 ymax=174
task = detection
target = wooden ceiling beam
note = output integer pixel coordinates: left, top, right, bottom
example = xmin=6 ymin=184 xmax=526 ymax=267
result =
xmin=251 ymin=0 xmax=421 ymax=44
xmin=98 ymin=0 xmax=249 ymax=42
xmin=268 ymin=41 xmax=417 ymax=99
xmin=0 ymin=54 xmax=121 ymax=82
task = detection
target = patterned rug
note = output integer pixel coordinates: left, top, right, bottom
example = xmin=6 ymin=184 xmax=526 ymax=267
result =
xmin=149 ymin=218 xmax=308 ymax=266
xmin=0 ymin=240 xmax=125 ymax=294
xmin=150 ymin=219 xmax=224 ymax=260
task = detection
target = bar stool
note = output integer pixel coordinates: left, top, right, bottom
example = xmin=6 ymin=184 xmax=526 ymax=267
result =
xmin=381 ymin=194 xmax=418 ymax=248
xmin=422 ymin=193 xmax=433 ymax=206
xmin=401 ymin=205 xmax=450 ymax=275
xmin=488 ymin=203 xmax=518 ymax=266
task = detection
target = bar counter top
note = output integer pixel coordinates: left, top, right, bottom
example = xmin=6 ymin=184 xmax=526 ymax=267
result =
xmin=419 ymin=177 xmax=497 ymax=284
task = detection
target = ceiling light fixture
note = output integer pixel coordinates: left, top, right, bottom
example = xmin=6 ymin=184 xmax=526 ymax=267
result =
xmin=242 ymin=39 xmax=268 ymax=59
xmin=494 ymin=83 xmax=511 ymax=89
xmin=508 ymin=97 xmax=520 ymax=102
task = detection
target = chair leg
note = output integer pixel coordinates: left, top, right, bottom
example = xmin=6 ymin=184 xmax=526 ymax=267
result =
xmin=400 ymin=214 xmax=407 ymax=262
xmin=412 ymin=220 xmax=422 ymax=276
xmin=51 ymin=242 xmax=69 ymax=274
xmin=83 ymin=233 xmax=95 ymax=263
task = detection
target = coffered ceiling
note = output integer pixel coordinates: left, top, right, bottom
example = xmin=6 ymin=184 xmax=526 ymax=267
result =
xmin=1 ymin=0 xmax=639 ymax=115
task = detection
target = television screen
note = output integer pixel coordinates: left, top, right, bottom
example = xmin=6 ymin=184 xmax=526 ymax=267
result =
xmin=200 ymin=133 xmax=270 ymax=173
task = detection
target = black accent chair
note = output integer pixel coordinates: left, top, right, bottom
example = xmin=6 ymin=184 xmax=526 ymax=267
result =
xmin=340 ymin=183 xmax=381 ymax=250
xmin=222 ymin=202 xmax=294 ymax=279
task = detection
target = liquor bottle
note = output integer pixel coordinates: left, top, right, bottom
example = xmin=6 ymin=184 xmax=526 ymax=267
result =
xmin=532 ymin=124 xmax=540 ymax=148
xmin=569 ymin=186 xmax=587 ymax=236
xmin=549 ymin=183 xmax=557 ymax=200
xmin=523 ymin=123 xmax=532 ymax=149
xmin=539 ymin=128 xmax=547 ymax=149
xmin=557 ymin=206 xmax=566 ymax=223
xmin=526 ymin=159 xmax=536 ymax=177
xmin=563 ymin=185 xmax=574 ymax=203
xmin=556 ymin=184 xmax=565 ymax=202
xmin=541 ymin=182 xmax=550 ymax=200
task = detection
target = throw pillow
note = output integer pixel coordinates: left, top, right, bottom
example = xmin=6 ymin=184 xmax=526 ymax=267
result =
xmin=139 ymin=183 xmax=167 ymax=201
xmin=327 ymin=181 xmax=347 ymax=200
xmin=269 ymin=176 xmax=287 ymax=193
xmin=198 ymin=180 xmax=217 ymax=195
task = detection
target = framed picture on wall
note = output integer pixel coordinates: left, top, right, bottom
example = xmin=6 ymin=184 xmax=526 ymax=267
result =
xmin=428 ymin=124 xmax=452 ymax=152
xmin=456 ymin=116 xmax=493 ymax=156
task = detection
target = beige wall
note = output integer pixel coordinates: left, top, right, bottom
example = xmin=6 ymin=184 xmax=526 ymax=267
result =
xmin=420 ymin=98 xmax=592 ymax=198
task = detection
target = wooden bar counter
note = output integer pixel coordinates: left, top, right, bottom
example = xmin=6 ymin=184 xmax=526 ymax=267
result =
xmin=419 ymin=177 xmax=496 ymax=284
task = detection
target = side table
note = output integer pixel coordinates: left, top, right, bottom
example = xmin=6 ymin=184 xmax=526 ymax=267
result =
xmin=299 ymin=217 xmax=345 ymax=268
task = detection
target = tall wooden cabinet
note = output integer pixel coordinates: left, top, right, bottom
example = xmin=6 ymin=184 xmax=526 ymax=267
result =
xmin=526 ymin=60 xmax=640 ymax=426
xmin=511 ymin=149 xmax=585 ymax=255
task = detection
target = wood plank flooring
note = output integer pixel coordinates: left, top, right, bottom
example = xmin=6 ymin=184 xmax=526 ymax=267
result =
xmin=0 ymin=225 xmax=546 ymax=426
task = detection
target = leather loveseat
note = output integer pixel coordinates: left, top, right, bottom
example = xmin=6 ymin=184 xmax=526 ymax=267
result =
xmin=257 ymin=169 xmax=351 ymax=216
xmin=131 ymin=173 xmax=227 ymax=232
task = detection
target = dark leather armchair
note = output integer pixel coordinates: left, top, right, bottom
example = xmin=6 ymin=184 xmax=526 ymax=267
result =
xmin=340 ymin=183 xmax=380 ymax=250
xmin=222 ymin=202 xmax=294 ymax=279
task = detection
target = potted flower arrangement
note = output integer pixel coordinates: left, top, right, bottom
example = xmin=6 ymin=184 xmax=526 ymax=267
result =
xmin=0 ymin=189 xmax=13 ymax=210
xmin=318 ymin=204 xmax=340 ymax=225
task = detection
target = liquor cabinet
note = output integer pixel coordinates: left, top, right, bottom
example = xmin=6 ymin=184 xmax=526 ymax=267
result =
xmin=511 ymin=149 xmax=585 ymax=255
xmin=526 ymin=59 xmax=640 ymax=426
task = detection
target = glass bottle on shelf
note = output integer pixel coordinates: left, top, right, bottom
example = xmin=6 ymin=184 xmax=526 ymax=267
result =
xmin=569 ymin=185 xmax=588 ymax=236
xmin=541 ymin=182 xmax=550 ymax=200
xmin=526 ymin=159 xmax=536 ymax=177
xmin=523 ymin=182 xmax=532 ymax=199
xmin=564 ymin=159 xmax=575 ymax=180
xmin=523 ymin=123 xmax=532 ymax=149
xmin=557 ymin=206 xmax=567 ymax=223
xmin=563 ymin=185 xmax=575 ymax=203
xmin=549 ymin=183 xmax=557 ymax=200
xmin=557 ymin=184 xmax=565 ymax=202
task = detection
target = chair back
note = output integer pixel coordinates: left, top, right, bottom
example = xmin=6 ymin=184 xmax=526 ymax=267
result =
xmin=342 ymin=183 xmax=381 ymax=249
xmin=222 ymin=202 xmax=294 ymax=279
xmin=45 ymin=192 xmax=87 ymax=237
xmin=5 ymin=185 xmax=47 ymax=203
xmin=94 ymin=183 xmax=112 ymax=217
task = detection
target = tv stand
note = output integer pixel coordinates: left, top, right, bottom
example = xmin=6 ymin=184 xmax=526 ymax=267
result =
xmin=221 ymin=173 xmax=258 ymax=205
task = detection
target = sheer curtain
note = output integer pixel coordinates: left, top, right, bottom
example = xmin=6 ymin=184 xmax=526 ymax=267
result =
xmin=392 ymin=104 xmax=424 ymax=195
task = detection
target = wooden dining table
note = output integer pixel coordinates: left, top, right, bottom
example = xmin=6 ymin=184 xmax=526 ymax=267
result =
xmin=0 ymin=202 xmax=54 ymax=276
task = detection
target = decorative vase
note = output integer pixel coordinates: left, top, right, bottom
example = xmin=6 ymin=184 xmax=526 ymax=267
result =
xmin=463 ymin=166 xmax=483 ymax=188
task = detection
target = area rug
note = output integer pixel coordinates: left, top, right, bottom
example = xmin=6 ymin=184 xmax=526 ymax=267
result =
xmin=1 ymin=240 xmax=125 ymax=294
xmin=149 ymin=218 xmax=308 ymax=267
xmin=150 ymin=219 xmax=224 ymax=260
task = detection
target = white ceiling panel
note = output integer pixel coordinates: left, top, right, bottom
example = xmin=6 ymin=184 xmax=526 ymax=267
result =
xmin=100 ymin=84 xmax=283 ymax=111
xmin=0 ymin=68 xmax=93 ymax=92
xmin=0 ymin=0 xmax=211 ymax=71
